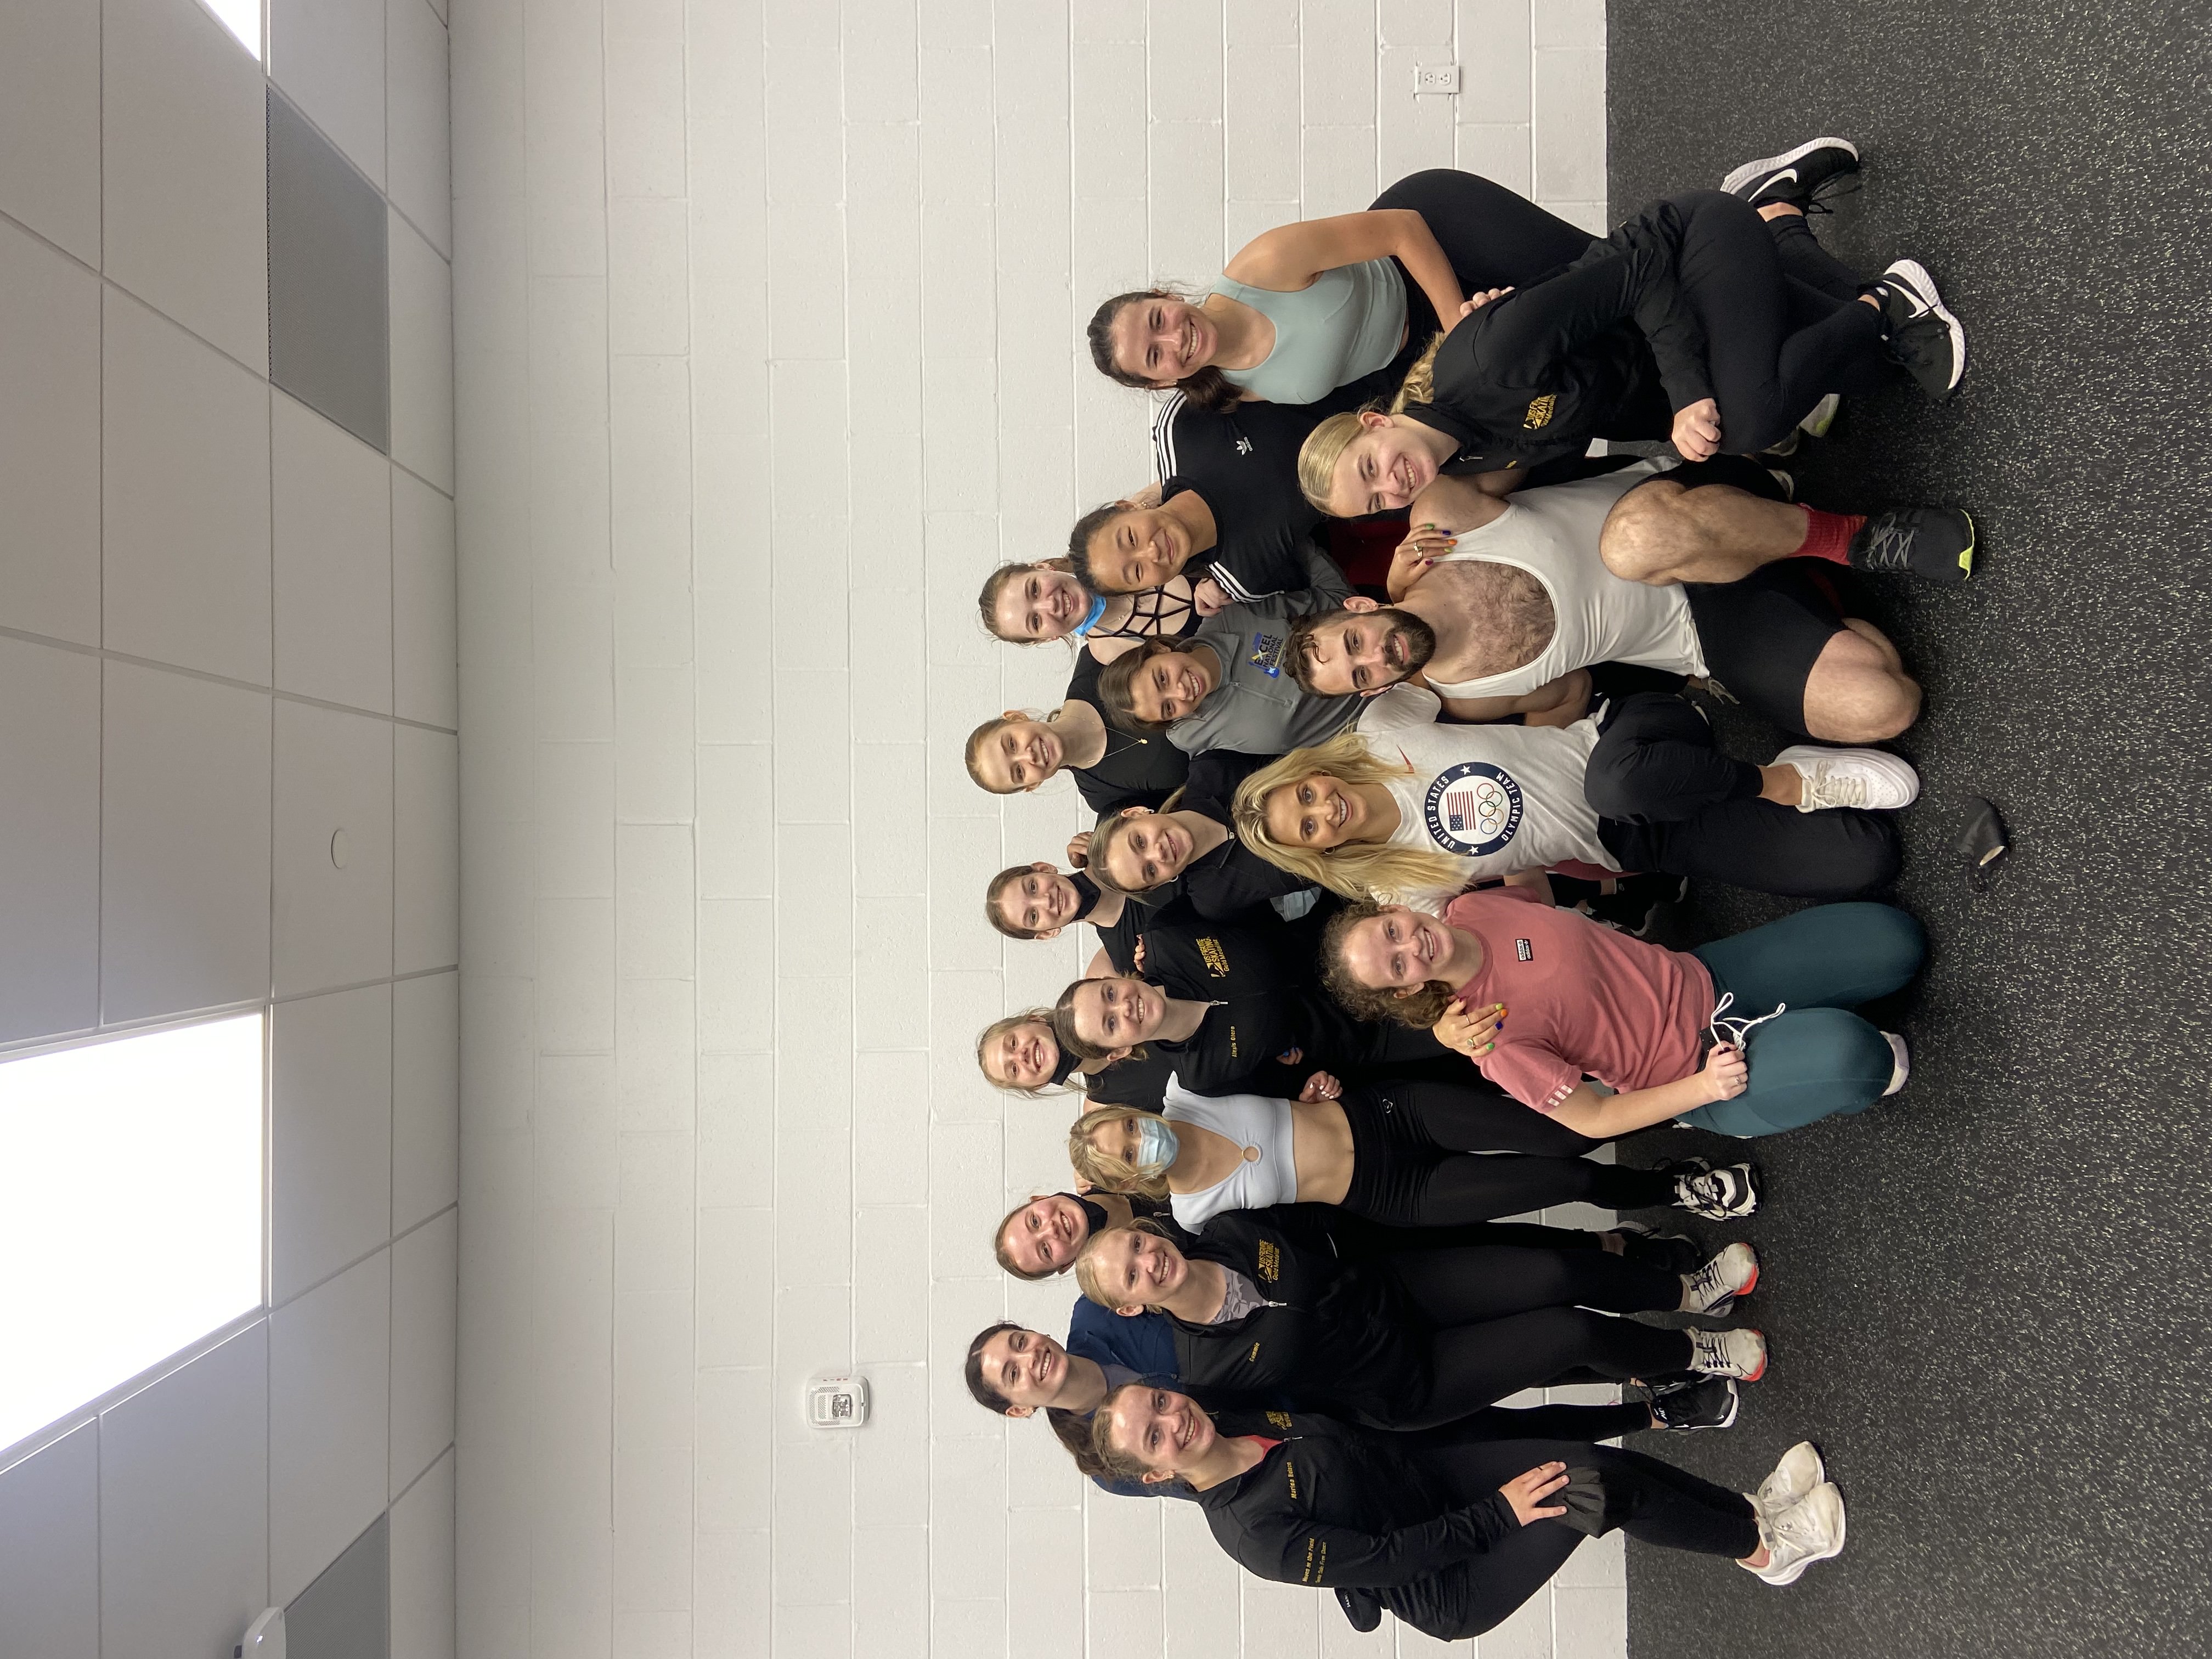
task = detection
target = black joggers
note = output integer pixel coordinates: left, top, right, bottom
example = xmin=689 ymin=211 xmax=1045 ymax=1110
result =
xmin=1588 ymin=692 xmax=1901 ymax=898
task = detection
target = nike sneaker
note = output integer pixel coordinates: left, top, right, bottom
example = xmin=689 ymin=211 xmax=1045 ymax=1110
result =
xmin=1721 ymin=138 xmax=1863 ymax=211
xmin=1776 ymin=744 xmax=1922 ymax=812
xmin=1875 ymin=259 xmax=1967 ymax=397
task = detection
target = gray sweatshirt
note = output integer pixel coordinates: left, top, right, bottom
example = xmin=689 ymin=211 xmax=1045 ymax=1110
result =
xmin=1167 ymin=564 xmax=1361 ymax=756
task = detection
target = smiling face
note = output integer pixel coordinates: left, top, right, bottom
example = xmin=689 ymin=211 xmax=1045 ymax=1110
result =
xmin=1102 ymin=814 xmax=1195 ymax=891
xmin=997 ymin=1194 xmax=1092 ymax=1276
xmin=1262 ymin=772 xmax=1373 ymax=851
xmin=1084 ymin=507 xmax=1195 ymax=595
xmin=1107 ymin=296 xmax=1216 ymax=387
xmin=994 ymin=866 xmax=1084 ymax=937
xmin=975 ymin=718 xmax=1064 ymax=793
xmin=1101 ymin=1386 xmax=1217 ymax=1479
xmin=983 ymin=1019 xmax=1063 ymax=1090
xmin=977 ymin=1327 xmax=1074 ymax=1412
xmin=991 ymin=564 xmax=1093 ymax=643
xmin=1069 ymin=978 xmax=1166 ymax=1053
xmin=1329 ymin=414 xmax=1442 ymax=516
xmin=1339 ymin=906 xmax=1454 ymax=991
xmin=1296 ymin=608 xmax=1437 ymax=696
xmin=1122 ymin=650 xmax=1217 ymax=725
xmin=1088 ymin=1227 xmax=1188 ymax=1310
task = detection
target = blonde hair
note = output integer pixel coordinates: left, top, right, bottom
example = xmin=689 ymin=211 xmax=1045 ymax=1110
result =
xmin=1067 ymin=1105 xmax=1172 ymax=1200
xmin=1295 ymin=332 xmax=1448 ymax=515
xmin=1231 ymin=732 xmax=1469 ymax=900
xmin=1073 ymin=1217 xmax=1176 ymax=1310
xmin=975 ymin=1010 xmax=1081 ymax=1099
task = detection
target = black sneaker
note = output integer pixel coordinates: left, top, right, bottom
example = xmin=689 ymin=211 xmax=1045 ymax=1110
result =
xmin=1849 ymin=506 xmax=1976 ymax=584
xmin=1720 ymin=138 xmax=1862 ymax=211
xmin=1611 ymin=1222 xmax=1706 ymax=1274
xmin=1334 ymin=1588 xmax=1384 ymax=1634
xmin=1636 ymin=1375 xmax=1741 ymax=1431
xmin=1662 ymin=1158 xmax=1762 ymax=1220
xmin=1874 ymin=259 xmax=1967 ymax=398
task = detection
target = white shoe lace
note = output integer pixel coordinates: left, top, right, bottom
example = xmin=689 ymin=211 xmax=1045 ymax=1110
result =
xmin=1708 ymin=990 xmax=1788 ymax=1052
xmin=1766 ymin=1489 xmax=1833 ymax=1559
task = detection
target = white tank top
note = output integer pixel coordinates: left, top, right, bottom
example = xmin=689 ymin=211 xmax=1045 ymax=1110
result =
xmin=1161 ymin=1075 xmax=1300 ymax=1229
xmin=1421 ymin=462 xmax=1708 ymax=701
xmin=1368 ymin=713 xmax=1620 ymax=909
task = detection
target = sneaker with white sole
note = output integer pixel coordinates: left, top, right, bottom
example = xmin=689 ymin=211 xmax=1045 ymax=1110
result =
xmin=1798 ymin=392 xmax=1841 ymax=437
xmin=1663 ymin=1158 xmax=1762 ymax=1220
xmin=1776 ymin=744 xmax=1922 ymax=812
xmin=1882 ymin=1031 xmax=1910 ymax=1096
xmin=1681 ymin=1242 xmax=1762 ymax=1316
xmin=1747 ymin=1481 xmax=1848 ymax=1584
xmin=1720 ymin=138 xmax=1863 ymax=211
xmin=1688 ymin=1327 xmax=1768 ymax=1381
xmin=1754 ymin=1442 xmax=1826 ymax=1517
xmin=1875 ymin=258 xmax=1967 ymax=398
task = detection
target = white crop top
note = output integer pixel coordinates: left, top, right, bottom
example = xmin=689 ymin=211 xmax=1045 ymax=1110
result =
xmin=1422 ymin=462 xmax=1709 ymax=701
xmin=1161 ymin=1075 xmax=1301 ymax=1229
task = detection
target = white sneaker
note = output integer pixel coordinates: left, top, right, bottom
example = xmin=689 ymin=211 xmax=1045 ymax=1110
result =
xmin=1882 ymin=1031 xmax=1911 ymax=1096
xmin=1754 ymin=1441 xmax=1826 ymax=1517
xmin=1746 ymin=1481 xmax=1848 ymax=1585
xmin=1798 ymin=392 xmax=1841 ymax=438
xmin=1681 ymin=1242 xmax=1761 ymax=1316
xmin=1776 ymin=744 xmax=1921 ymax=812
xmin=1687 ymin=1327 xmax=1768 ymax=1381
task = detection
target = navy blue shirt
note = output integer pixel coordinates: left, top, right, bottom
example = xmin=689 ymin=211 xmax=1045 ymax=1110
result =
xmin=1067 ymin=1296 xmax=1178 ymax=1379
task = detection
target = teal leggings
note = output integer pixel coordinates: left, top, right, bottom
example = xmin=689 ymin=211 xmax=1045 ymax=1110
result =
xmin=1677 ymin=902 xmax=1926 ymax=1137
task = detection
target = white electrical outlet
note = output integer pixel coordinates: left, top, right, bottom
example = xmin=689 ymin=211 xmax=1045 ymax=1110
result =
xmin=1414 ymin=64 xmax=1462 ymax=95
xmin=805 ymin=1373 xmax=870 ymax=1427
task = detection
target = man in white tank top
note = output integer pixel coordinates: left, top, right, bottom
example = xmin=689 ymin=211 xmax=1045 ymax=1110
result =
xmin=1290 ymin=456 xmax=1972 ymax=744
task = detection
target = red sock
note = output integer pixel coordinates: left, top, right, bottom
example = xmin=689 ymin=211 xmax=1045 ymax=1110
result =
xmin=1795 ymin=505 xmax=1866 ymax=566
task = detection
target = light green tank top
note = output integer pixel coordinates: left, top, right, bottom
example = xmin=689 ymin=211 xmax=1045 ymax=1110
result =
xmin=1208 ymin=258 xmax=1408 ymax=405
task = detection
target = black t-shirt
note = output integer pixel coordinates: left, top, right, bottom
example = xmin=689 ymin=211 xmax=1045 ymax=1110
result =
xmin=1065 ymin=652 xmax=1191 ymax=814
xmin=1126 ymin=751 xmax=1322 ymax=925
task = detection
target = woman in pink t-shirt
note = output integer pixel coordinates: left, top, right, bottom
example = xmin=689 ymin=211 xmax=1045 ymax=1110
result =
xmin=1324 ymin=885 xmax=1924 ymax=1139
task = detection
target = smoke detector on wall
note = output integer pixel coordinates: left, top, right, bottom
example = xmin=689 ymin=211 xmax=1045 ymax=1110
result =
xmin=805 ymin=1373 xmax=870 ymax=1428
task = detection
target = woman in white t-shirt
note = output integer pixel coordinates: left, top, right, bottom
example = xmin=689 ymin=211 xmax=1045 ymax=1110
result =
xmin=1229 ymin=692 xmax=1917 ymax=908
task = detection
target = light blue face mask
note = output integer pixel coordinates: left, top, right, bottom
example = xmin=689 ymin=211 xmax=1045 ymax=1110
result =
xmin=1070 ymin=591 xmax=1110 ymax=637
xmin=1132 ymin=1118 xmax=1180 ymax=1172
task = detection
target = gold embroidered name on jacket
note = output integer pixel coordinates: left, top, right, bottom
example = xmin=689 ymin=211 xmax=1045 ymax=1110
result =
xmin=1522 ymin=393 xmax=1557 ymax=430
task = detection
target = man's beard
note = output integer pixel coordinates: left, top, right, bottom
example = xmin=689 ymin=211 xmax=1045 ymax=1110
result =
xmin=1376 ymin=609 xmax=1437 ymax=679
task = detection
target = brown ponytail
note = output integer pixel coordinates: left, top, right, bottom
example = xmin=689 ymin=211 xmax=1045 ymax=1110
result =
xmin=1085 ymin=289 xmax=1244 ymax=412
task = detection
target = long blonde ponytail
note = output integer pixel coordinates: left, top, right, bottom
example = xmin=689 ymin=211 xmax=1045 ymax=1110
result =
xmin=1295 ymin=332 xmax=1449 ymax=515
xmin=1230 ymin=732 xmax=1469 ymax=900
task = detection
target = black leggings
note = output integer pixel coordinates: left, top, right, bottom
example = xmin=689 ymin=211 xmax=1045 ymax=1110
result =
xmin=1404 ymin=1435 xmax=1759 ymax=1638
xmin=1339 ymin=1080 xmax=1682 ymax=1226
xmin=1371 ymin=169 xmax=1598 ymax=356
xmin=1671 ymin=190 xmax=1892 ymax=453
xmin=1589 ymin=692 xmax=1901 ymax=898
xmin=1375 ymin=1255 xmax=1694 ymax=1427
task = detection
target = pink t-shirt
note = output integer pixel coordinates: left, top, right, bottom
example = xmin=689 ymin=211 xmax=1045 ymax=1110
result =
xmin=1440 ymin=887 xmax=1716 ymax=1113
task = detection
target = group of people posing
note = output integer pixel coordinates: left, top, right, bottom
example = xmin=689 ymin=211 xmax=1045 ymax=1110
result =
xmin=956 ymin=139 xmax=1968 ymax=1641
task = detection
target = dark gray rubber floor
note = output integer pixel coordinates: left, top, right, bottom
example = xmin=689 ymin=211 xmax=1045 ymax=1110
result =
xmin=1606 ymin=7 xmax=2212 ymax=1655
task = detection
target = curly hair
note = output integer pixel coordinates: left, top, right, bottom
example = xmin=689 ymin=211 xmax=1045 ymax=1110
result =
xmin=1049 ymin=975 xmax=1151 ymax=1065
xmin=1093 ymin=636 xmax=1189 ymax=733
xmin=1067 ymin=1104 xmax=1172 ymax=1201
xmin=1295 ymin=332 xmax=1447 ymax=515
xmin=1321 ymin=898 xmax=1461 ymax=1028
xmin=1087 ymin=1379 xmax=1193 ymax=1487
xmin=1086 ymin=289 xmax=1242 ymax=413
xmin=1230 ymin=734 xmax=1468 ymax=902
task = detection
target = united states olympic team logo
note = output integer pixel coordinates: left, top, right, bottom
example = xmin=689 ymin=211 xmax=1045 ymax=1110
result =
xmin=1423 ymin=761 xmax=1523 ymax=855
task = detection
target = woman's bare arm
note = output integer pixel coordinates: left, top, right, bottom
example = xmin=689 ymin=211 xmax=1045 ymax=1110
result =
xmin=1228 ymin=210 xmax=1463 ymax=329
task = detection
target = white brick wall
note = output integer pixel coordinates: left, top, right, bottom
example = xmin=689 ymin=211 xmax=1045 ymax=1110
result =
xmin=452 ymin=3 xmax=1614 ymax=1656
